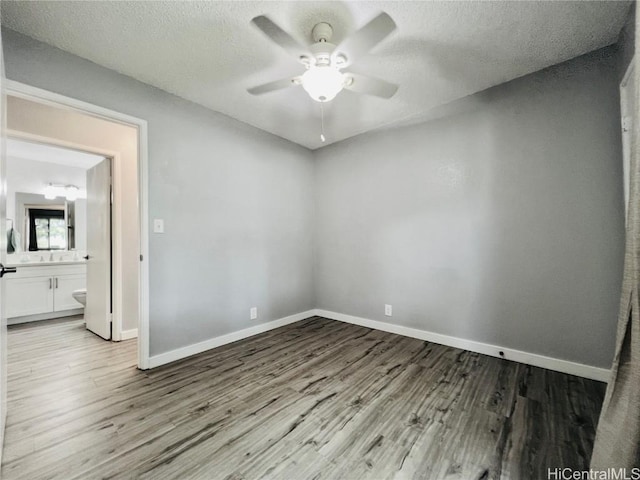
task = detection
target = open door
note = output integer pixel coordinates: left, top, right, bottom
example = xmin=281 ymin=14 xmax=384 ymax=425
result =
xmin=84 ymin=158 xmax=111 ymax=339
xmin=0 ymin=24 xmax=10 ymax=462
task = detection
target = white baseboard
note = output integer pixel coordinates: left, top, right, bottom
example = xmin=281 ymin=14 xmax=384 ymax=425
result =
xmin=8 ymin=309 xmax=84 ymax=325
xmin=146 ymin=307 xmax=610 ymax=382
xmin=314 ymin=309 xmax=611 ymax=383
xmin=148 ymin=310 xmax=317 ymax=369
xmin=120 ymin=329 xmax=138 ymax=341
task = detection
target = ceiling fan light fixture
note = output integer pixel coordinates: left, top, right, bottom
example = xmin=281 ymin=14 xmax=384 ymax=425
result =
xmin=248 ymin=12 xmax=399 ymax=110
xmin=301 ymin=65 xmax=345 ymax=102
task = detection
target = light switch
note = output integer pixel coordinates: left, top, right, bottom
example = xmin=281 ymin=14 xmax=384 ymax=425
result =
xmin=153 ymin=219 xmax=164 ymax=234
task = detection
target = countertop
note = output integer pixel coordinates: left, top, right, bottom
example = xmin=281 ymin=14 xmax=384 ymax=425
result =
xmin=6 ymin=260 xmax=87 ymax=268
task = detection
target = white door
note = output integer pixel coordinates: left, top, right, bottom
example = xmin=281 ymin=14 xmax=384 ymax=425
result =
xmin=85 ymin=158 xmax=111 ymax=339
xmin=0 ymin=25 xmax=9 ymax=462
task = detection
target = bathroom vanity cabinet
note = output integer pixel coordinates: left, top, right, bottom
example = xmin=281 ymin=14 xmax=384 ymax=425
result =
xmin=5 ymin=263 xmax=87 ymax=322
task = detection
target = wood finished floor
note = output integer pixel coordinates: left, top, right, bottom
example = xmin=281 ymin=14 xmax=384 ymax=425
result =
xmin=1 ymin=316 xmax=605 ymax=480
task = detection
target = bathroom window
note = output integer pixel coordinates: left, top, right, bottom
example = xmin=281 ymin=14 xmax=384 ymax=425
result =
xmin=27 ymin=208 xmax=67 ymax=251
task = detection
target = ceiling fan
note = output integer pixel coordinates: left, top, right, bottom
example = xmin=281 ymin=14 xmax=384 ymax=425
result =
xmin=247 ymin=12 xmax=399 ymax=103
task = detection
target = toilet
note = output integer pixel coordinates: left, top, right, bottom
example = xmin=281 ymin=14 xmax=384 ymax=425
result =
xmin=72 ymin=289 xmax=87 ymax=307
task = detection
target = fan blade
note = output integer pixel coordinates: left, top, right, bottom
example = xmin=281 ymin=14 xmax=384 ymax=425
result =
xmin=343 ymin=73 xmax=398 ymax=99
xmin=334 ymin=12 xmax=396 ymax=66
xmin=251 ymin=16 xmax=309 ymax=60
xmin=247 ymin=77 xmax=300 ymax=95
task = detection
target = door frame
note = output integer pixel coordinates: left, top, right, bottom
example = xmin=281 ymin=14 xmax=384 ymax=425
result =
xmin=5 ymin=80 xmax=150 ymax=369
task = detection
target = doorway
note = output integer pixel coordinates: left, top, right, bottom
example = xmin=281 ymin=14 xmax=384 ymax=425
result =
xmin=4 ymin=137 xmax=111 ymax=340
xmin=3 ymin=81 xmax=150 ymax=369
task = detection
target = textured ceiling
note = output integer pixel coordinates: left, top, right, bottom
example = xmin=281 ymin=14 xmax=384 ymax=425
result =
xmin=1 ymin=1 xmax=631 ymax=150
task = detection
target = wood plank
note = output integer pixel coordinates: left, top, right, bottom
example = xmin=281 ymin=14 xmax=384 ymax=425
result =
xmin=1 ymin=317 xmax=605 ymax=479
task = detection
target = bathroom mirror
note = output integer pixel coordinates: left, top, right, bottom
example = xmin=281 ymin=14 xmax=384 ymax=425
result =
xmin=13 ymin=192 xmax=68 ymax=251
xmin=9 ymin=192 xmax=86 ymax=252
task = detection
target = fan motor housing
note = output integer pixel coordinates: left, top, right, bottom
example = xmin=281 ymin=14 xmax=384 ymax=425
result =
xmin=312 ymin=22 xmax=333 ymax=42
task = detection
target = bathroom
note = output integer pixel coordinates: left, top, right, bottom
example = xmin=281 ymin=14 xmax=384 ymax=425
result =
xmin=5 ymin=138 xmax=105 ymax=325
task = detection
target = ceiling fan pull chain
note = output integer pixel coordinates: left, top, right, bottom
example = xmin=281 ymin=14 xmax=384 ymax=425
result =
xmin=320 ymin=102 xmax=326 ymax=143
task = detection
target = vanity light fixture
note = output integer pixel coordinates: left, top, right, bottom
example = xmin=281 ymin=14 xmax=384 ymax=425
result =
xmin=64 ymin=186 xmax=79 ymax=201
xmin=43 ymin=183 xmax=81 ymax=201
xmin=44 ymin=183 xmax=57 ymax=200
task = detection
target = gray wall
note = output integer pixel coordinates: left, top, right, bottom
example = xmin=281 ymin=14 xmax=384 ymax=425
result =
xmin=2 ymin=28 xmax=626 ymax=369
xmin=1 ymin=29 xmax=315 ymax=356
xmin=315 ymin=47 xmax=625 ymax=368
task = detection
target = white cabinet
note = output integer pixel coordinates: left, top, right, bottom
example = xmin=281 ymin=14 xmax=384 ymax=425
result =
xmin=54 ymin=274 xmax=87 ymax=312
xmin=5 ymin=263 xmax=87 ymax=320
xmin=5 ymin=276 xmax=54 ymax=317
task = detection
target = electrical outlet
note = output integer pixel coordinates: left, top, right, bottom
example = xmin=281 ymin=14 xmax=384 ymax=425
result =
xmin=250 ymin=307 xmax=258 ymax=320
xmin=385 ymin=304 xmax=392 ymax=317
